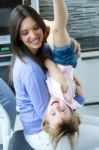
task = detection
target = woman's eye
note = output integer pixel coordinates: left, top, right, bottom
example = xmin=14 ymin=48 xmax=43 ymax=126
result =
xmin=20 ymin=31 xmax=28 ymax=36
xmin=34 ymin=25 xmax=39 ymax=30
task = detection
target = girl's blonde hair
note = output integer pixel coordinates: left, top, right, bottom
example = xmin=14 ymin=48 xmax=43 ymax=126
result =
xmin=43 ymin=110 xmax=81 ymax=150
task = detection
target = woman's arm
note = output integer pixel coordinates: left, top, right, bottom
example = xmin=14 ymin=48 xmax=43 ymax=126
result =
xmin=74 ymin=76 xmax=85 ymax=105
xmin=74 ymin=76 xmax=84 ymax=96
xmin=70 ymin=37 xmax=81 ymax=58
xmin=24 ymin=69 xmax=50 ymax=119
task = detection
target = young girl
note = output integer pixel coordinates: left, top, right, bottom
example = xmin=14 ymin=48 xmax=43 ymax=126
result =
xmin=44 ymin=0 xmax=84 ymax=110
xmin=43 ymin=0 xmax=84 ymax=149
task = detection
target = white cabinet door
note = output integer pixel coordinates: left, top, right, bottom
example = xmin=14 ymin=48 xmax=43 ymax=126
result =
xmin=74 ymin=51 xmax=99 ymax=103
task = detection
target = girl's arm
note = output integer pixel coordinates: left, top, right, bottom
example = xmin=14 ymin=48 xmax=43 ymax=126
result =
xmin=45 ymin=59 xmax=68 ymax=93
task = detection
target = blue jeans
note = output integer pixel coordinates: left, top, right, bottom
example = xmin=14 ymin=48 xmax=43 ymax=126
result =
xmin=44 ymin=43 xmax=77 ymax=68
xmin=53 ymin=43 xmax=77 ymax=68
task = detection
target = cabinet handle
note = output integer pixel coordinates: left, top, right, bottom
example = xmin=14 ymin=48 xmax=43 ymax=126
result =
xmin=81 ymin=55 xmax=99 ymax=60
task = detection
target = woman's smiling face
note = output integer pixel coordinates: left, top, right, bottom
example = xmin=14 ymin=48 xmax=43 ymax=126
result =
xmin=19 ymin=17 xmax=44 ymax=55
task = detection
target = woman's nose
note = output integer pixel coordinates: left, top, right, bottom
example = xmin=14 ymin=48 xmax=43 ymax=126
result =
xmin=29 ymin=31 xmax=36 ymax=38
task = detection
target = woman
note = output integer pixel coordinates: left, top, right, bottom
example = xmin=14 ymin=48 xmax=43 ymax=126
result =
xmin=9 ymin=3 xmax=99 ymax=150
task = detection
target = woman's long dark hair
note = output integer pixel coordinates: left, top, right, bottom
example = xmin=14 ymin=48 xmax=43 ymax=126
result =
xmin=9 ymin=5 xmax=49 ymax=82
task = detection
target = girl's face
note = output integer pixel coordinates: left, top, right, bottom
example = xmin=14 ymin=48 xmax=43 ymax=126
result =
xmin=46 ymin=97 xmax=71 ymax=125
xmin=19 ymin=17 xmax=44 ymax=55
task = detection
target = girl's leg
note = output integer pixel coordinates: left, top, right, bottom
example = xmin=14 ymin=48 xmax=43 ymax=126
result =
xmin=52 ymin=0 xmax=70 ymax=47
xmin=45 ymin=0 xmax=71 ymax=93
xmin=52 ymin=0 xmax=77 ymax=67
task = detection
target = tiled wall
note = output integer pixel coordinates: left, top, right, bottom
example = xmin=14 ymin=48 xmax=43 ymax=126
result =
xmin=39 ymin=0 xmax=99 ymax=50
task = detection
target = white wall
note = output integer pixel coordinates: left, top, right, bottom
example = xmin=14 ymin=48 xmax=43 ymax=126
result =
xmin=31 ymin=0 xmax=39 ymax=12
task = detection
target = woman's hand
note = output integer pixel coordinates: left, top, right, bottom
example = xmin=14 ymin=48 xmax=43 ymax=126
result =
xmin=74 ymin=76 xmax=84 ymax=96
xmin=70 ymin=37 xmax=81 ymax=58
